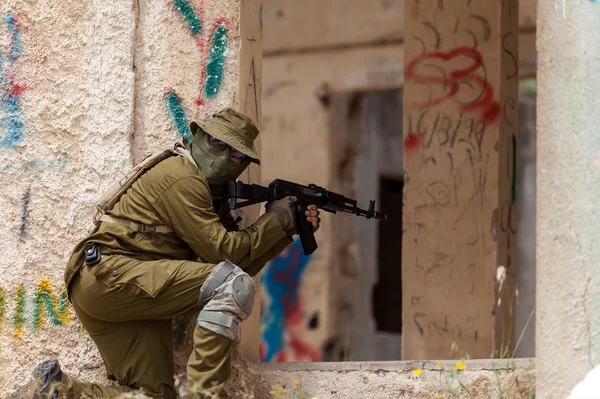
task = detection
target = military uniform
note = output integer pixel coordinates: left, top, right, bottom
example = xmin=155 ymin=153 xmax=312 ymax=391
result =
xmin=58 ymin=110 xmax=296 ymax=398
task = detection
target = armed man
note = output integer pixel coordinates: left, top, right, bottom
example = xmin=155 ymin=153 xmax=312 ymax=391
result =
xmin=19 ymin=108 xmax=321 ymax=399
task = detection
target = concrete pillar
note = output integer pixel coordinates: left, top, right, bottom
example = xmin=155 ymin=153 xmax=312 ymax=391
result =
xmin=0 ymin=0 xmax=262 ymax=391
xmin=536 ymin=1 xmax=600 ymax=397
xmin=402 ymin=0 xmax=519 ymax=359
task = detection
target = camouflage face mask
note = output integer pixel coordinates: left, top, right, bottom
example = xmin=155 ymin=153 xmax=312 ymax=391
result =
xmin=191 ymin=129 xmax=251 ymax=185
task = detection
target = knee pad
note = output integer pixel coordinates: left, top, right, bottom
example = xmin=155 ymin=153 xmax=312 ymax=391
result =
xmin=195 ymin=260 xmax=256 ymax=341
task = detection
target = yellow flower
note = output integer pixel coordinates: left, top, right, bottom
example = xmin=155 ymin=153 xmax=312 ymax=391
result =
xmin=438 ymin=396 xmax=445 ymax=399
xmin=413 ymin=368 xmax=422 ymax=377
xmin=269 ymin=385 xmax=286 ymax=399
xmin=456 ymin=361 xmax=466 ymax=371
xmin=437 ymin=360 xmax=444 ymax=366
xmin=292 ymin=379 xmax=300 ymax=390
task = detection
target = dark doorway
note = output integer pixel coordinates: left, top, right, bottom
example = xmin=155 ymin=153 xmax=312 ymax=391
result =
xmin=372 ymin=175 xmax=404 ymax=334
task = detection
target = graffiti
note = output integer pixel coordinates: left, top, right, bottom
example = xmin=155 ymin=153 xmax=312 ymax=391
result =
xmin=174 ymin=0 xmax=202 ymax=36
xmin=502 ymin=32 xmax=518 ymax=81
xmin=19 ymin=187 xmax=30 ymax=238
xmin=167 ymin=1 xmax=232 ymax=139
xmin=203 ymin=23 xmax=228 ymax=99
xmin=32 ymin=280 xmax=70 ymax=331
xmin=0 ymin=281 xmax=71 ymax=338
xmin=259 ymin=4 xmax=263 ymax=31
xmin=407 ymin=110 xmax=488 ymax=162
xmin=403 ymin=0 xmax=520 ymax=359
xmin=0 ymin=12 xmax=26 ymax=148
xmin=165 ymin=90 xmax=193 ymax=142
xmin=511 ymin=134 xmax=517 ymax=202
xmin=171 ymin=0 xmax=231 ymax=112
xmin=14 ymin=284 xmax=25 ymax=338
xmin=0 ymin=286 xmax=5 ymax=330
xmin=260 ymin=239 xmax=320 ymax=362
xmin=405 ymin=46 xmax=500 ymax=124
xmin=0 ymin=159 xmax=68 ymax=173
xmin=404 ymin=132 xmax=422 ymax=152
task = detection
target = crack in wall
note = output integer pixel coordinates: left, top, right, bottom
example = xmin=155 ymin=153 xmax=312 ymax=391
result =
xmin=572 ymin=228 xmax=593 ymax=369
xmin=583 ymin=276 xmax=593 ymax=368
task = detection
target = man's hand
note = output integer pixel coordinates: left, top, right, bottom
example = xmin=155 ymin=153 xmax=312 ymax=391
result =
xmin=305 ymin=204 xmax=320 ymax=232
xmin=292 ymin=199 xmax=320 ymax=233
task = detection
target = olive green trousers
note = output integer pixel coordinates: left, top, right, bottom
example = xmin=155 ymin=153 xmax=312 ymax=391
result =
xmin=63 ymin=255 xmax=234 ymax=398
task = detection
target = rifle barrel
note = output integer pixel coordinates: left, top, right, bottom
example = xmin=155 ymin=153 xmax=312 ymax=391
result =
xmin=341 ymin=202 xmax=387 ymax=221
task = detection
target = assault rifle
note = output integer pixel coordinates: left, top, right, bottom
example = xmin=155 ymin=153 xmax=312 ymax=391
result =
xmin=222 ymin=179 xmax=387 ymax=255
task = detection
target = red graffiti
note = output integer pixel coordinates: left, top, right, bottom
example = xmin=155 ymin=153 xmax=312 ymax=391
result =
xmin=404 ymin=132 xmax=422 ymax=151
xmin=405 ymin=46 xmax=500 ymax=124
xmin=289 ymin=337 xmax=320 ymax=362
xmin=274 ymin=351 xmax=286 ymax=362
xmin=9 ymin=83 xmax=26 ymax=98
xmin=260 ymin=240 xmax=321 ymax=362
xmin=269 ymin=309 xmax=320 ymax=363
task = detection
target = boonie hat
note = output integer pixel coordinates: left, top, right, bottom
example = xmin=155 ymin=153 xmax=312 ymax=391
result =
xmin=190 ymin=108 xmax=260 ymax=164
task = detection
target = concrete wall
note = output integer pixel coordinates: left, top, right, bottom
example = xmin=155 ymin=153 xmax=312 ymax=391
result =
xmin=259 ymin=0 xmax=538 ymax=362
xmin=257 ymin=40 xmax=405 ymax=363
xmin=228 ymin=359 xmax=536 ymax=399
xmin=0 ymin=0 xmax=260 ymax=391
xmin=0 ymin=1 xmax=541 ymax=394
xmin=344 ymin=85 xmax=538 ymax=362
xmin=262 ymin=0 xmax=537 ymax=54
xmin=536 ymin=1 xmax=600 ymax=396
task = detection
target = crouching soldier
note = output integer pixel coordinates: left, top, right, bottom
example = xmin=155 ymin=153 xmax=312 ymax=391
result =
xmin=19 ymin=108 xmax=320 ymax=399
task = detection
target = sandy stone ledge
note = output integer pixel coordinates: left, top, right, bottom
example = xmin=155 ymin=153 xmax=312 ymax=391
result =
xmin=226 ymin=358 xmax=536 ymax=399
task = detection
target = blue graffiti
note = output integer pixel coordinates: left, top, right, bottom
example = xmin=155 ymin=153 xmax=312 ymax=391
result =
xmin=260 ymin=238 xmax=313 ymax=362
xmin=6 ymin=13 xmax=21 ymax=61
xmin=0 ymin=159 xmax=68 ymax=173
xmin=1 ymin=12 xmax=25 ymax=148
xmin=0 ymin=88 xmax=25 ymax=148
xmin=166 ymin=91 xmax=193 ymax=142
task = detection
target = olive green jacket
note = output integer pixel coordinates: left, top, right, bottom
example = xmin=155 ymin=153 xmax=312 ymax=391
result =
xmin=64 ymin=154 xmax=292 ymax=293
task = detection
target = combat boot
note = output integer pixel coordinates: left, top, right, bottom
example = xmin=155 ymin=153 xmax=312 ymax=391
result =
xmin=8 ymin=359 xmax=63 ymax=399
xmin=31 ymin=360 xmax=63 ymax=398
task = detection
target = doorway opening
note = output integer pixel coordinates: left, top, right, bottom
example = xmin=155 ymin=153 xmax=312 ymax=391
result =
xmin=373 ymin=175 xmax=404 ymax=334
xmin=340 ymin=89 xmax=405 ymax=361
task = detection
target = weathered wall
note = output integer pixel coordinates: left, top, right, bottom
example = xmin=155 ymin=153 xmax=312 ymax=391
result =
xmin=259 ymin=0 xmax=537 ymax=362
xmin=257 ymin=46 xmax=404 ymax=362
xmin=341 ymin=86 xmax=538 ymax=362
xmin=132 ymin=0 xmax=242 ymax=159
xmin=262 ymin=0 xmax=536 ymax=53
xmin=402 ymin=0 xmax=520 ymax=360
xmin=0 ymin=0 xmax=261 ymax=392
xmin=536 ymin=1 xmax=600 ymax=397
xmin=228 ymin=359 xmax=536 ymax=399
